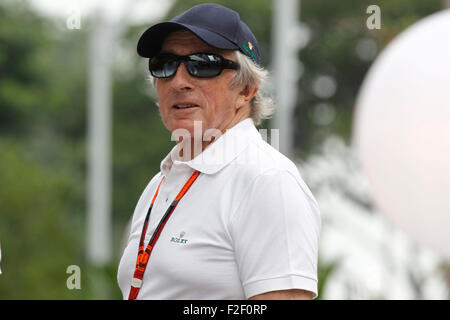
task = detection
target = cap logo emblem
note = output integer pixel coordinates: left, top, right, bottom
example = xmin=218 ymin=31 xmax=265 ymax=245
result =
xmin=242 ymin=42 xmax=256 ymax=61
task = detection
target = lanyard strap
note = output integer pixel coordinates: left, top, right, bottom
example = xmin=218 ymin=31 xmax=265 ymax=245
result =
xmin=128 ymin=170 xmax=200 ymax=300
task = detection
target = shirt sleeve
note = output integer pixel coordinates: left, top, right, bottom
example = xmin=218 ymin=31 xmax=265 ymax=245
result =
xmin=229 ymin=169 xmax=321 ymax=299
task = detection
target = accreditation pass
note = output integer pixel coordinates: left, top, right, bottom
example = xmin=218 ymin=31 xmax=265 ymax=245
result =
xmin=183 ymin=303 xmax=268 ymax=318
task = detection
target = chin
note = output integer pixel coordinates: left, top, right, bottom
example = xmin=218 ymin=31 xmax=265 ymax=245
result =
xmin=167 ymin=119 xmax=198 ymax=137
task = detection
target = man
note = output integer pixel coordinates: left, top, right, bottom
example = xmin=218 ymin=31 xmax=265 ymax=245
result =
xmin=117 ymin=3 xmax=321 ymax=300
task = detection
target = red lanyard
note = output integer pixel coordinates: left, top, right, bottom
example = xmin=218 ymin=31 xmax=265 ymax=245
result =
xmin=128 ymin=170 xmax=200 ymax=300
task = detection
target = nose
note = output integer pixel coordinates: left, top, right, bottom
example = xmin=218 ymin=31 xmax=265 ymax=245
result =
xmin=170 ymin=62 xmax=194 ymax=91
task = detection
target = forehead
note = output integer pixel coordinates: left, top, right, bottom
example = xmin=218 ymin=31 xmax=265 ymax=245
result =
xmin=160 ymin=30 xmax=231 ymax=56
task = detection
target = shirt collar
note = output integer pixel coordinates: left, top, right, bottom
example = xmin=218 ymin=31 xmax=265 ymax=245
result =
xmin=160 ymin=118 xmax=261 ymax=176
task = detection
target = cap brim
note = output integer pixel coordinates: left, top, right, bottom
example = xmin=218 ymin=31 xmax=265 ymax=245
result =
xmin=137 ymin=22 xmax=240 ymax=58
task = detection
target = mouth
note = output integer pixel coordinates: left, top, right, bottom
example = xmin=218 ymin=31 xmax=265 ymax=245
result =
xmin=172 ymin=104 xmax=200 ymax=110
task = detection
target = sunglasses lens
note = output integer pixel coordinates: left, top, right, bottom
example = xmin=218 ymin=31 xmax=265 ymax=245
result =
xmin=149 ymin=53 xmax=235 ymax=78
xmin=186 ymin=54 xmax=222 ymax=78
xmin=149 ymin=55 xmax=179 ymax=78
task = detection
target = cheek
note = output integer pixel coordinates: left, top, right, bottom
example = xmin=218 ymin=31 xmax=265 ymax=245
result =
xmin=207 ymin=81 xmax=238 ymax=108
xmin=214 ymin=88 xmax=240 ymax=113
xmin=205 ymin=91 xmax=231 ymax=117
xmin=156 ymin=86 xmax=170 ymax=112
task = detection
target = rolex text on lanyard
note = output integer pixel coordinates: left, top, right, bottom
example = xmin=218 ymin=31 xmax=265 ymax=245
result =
xmin=128 ymin=170 xmax=200 ymax=300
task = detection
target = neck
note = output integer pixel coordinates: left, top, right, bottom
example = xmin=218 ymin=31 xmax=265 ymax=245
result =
xmin=175 ymin=108 xmax=251 ymax=161
xmin=177 ymin=138 xmax=216 ymax=161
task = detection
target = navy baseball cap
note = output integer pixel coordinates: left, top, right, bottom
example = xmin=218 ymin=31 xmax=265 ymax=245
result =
xmin=137 ymin=3 xmax=261 ymax=64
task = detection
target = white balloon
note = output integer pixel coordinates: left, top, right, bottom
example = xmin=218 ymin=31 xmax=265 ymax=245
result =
xmin=353 ymin=10 xmax=450 ymax=260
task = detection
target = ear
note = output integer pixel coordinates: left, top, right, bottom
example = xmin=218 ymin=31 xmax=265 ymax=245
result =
xmin=236 ymin=84 xmax=259 ymax=110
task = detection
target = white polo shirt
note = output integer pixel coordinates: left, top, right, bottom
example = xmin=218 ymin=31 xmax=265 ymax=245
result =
xmin=117 ymin=118 xmax=321 ymax=299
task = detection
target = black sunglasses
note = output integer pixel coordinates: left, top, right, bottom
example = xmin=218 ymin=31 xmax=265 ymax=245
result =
xmin=149 ymin=52 xmax=240 ymax=79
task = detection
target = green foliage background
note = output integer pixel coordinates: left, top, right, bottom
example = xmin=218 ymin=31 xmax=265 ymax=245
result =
xmin=0 ymin=0 xmax=443 ymax=299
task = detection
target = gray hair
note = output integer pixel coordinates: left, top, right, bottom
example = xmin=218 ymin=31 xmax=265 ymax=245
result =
xmin=148 ymin=50 xmax=275 ymax=126
xmin=230 ymin=51 xmax=275 ymax=126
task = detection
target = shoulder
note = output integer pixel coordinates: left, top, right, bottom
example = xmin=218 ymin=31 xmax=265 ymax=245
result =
xmin=229 ymin=137 xmax=317 ymax=204
xmin=141 ymin=171 xmax=164 ymax=197
xmin=235 ymin=134 xmax=301 ymax=176
xmin=129 ymin=172 xmax=164 ymax=225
